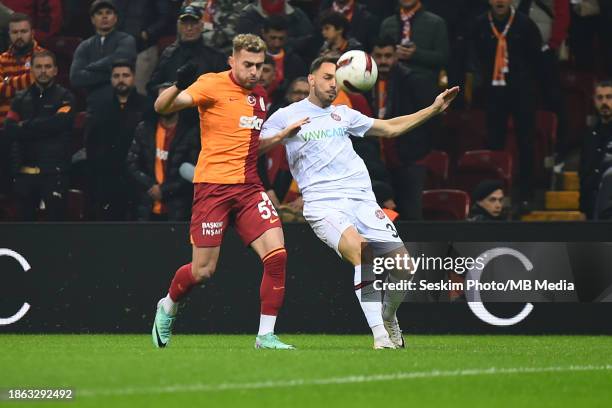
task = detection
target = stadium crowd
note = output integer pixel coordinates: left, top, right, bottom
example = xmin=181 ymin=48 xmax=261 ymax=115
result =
xmin=0 ymin=0 xmax=610 ymax=222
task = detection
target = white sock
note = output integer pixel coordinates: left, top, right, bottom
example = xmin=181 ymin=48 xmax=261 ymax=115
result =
xmin=371 ymin=324 xmax=388 ymax=339
xmin=354 ymin=265 xmax=384 ymax=334
xmin=161 ymin=294 xmax=178 ymax=316
xmin=258 ymin=314 xmax=277 ymax=336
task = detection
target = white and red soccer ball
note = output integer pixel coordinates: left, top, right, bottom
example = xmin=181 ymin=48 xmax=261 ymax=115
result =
xmin=335 ymin=50 xmax=378 ymax=93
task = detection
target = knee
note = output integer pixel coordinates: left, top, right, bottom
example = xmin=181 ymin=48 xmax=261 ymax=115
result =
xmin=192 ymin=262 xmax=216 ymax=282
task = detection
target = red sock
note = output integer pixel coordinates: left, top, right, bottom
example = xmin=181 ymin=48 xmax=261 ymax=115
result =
xmin=168 ymin=263 xmax=197 ymax=302
xmin=260 ymin=248 xmax=287 ymax=315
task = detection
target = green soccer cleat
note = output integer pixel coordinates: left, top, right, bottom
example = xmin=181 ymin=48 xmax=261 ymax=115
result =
xmin=152 ymin=298 xmax=176 ymax=348
xmin=254 ymin=333 xmax=295 ymax=350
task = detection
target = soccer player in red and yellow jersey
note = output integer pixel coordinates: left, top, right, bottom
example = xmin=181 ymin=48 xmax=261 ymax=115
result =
xmin=151 ymin=34 xmax=307 ymax=349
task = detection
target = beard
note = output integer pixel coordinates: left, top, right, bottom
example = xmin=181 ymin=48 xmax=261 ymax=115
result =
xmin=12 ymin=39 xmax=32 ymax=54
xmin=314 ymin=86 xmax=336 ymax=107
xmin=237 ymin=74 xmax=258 ymax=89
xmin=114 ymin=84 xmax=131 ymax=96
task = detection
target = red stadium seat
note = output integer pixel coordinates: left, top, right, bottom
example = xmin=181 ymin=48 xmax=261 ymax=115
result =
xmin=0 ymin=194 xmax=17 ymax=221
xmin=439 ymin=109 xmax=487 ymax=163
xmin=453 ymin=150 xmax=513 ymax=193
xmin=505 ymin=111 xmax=558 ymax=184
xmin=417 ymin=150 xmax=449 ymax=189
xmin=66 ymin=189 xmax=85 ymax=221
xmin=422 ymin=189 xmax=470 ymax=221
xmin=560 ymin=70 xmax=595 ymax=147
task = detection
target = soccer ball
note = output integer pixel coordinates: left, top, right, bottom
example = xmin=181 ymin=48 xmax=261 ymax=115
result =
xmin=335 ymin=50 xmax=378 ymax=93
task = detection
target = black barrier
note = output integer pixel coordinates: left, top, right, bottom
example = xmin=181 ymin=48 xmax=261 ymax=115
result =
xmin=1 ymin=222 xmax=611 ymax=334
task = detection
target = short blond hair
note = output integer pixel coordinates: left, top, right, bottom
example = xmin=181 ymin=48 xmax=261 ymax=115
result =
xmin=232 ymin=34 xmax=267 ymax=54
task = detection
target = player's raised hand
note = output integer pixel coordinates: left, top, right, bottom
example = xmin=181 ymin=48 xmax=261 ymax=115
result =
xmin=284 ymin=117 xmax=310 ymax=138
xmin=432 ymin=86 xmax=460 ymax=113
xmin=175 ymin=62 xmax=198 ymax=90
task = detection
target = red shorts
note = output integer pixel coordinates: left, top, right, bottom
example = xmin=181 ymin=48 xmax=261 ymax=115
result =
xmin=190 ymin=183 xmax=281 ymax=247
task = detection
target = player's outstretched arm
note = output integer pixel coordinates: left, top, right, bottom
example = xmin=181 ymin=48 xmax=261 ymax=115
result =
xmin=366 ymin=86 xmax=460 ymax=138
xmin=259 ymin=117 xmax=310 ymax=155
xmin=154 ymin=63 xmax=197 ymax=114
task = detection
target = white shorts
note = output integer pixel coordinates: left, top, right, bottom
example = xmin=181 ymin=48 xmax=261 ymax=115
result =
xmin=303 ymin=197 xmax=404 ymax=257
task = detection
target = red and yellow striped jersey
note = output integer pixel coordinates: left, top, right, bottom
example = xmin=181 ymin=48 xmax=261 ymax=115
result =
xmin=0 ymin=42 xmax=46 ymax=126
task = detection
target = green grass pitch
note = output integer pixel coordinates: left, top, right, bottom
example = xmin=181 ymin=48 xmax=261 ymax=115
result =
xmin=1 ymin=335 xmax=611 ymax=407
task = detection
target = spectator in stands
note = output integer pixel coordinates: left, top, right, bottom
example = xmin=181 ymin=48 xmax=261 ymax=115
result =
xmin=0 ymin=13 xmax=46 ymax=126
xmin=269 ymin=75 xmax=310 ymax=115
xmin=579 ymin=80 xmax=612 ymax=219
xmin=368 ymin=37 xmax=432 ymax=220
xmin=469 ymin=0 xmax=542 ymax=205
xmin=319 ymin=0 xmax=381 ymax=52
xmin=236 ymin=0 xmax=314 ymax=55
xmin=514 ymin=0 xmax=570 ymax=170
xmin=146 ymin=5 xmax=227 ymax=97
xmin=114 ymin=0 xmax=172 ymax=95
xmin=258 ymin=55 xmax=283 ymax=108
xmin=0 ymin=13 xmax=45 ymax=195
xmin=421 ymin=0 xmax=488 ymax=103
xmin=127 ymin=83 xmax=198 ymax=221
xmin=318 ymin=11 xmax=363 ymax=56
xmin=568 ymin=0 xmax=611 ymax=75
xmin=85 ymin=60 xmax=150 ymax=221
xmin=69 ymin=0 xmax=137 ymax=103
xmin=2 ymin=0 xmax=63 ymax=44
xmin=467 ymin=180 xmax=506 ymax=221
xmin=379 ymin=0 xmax=449 ymax=103
xmin=261 ymin=16 xmax=308 ymax=97
xmin=5 ymin=50 xmax=74 ymax=221
xmin=182 ymin=0 xmax=251 ymax=54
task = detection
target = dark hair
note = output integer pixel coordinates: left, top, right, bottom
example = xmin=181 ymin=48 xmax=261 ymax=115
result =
xmin=372 ymin=36 xmax=397 ymax=50
xmin=31 ymin=50 xmax=58 ymax=67
xmin=286 ymin=76 xmax=308 ymax=94
xmin=262 ymin=15 xmax=289 ymax=32
xmin=309 ymin=55 xmax=339 ymax=74
xmin=111 ymin=59 xmax=135 ymax=73
xmin=472 ymin=180 xmax=504 ymax=202
xmin=319 ymin=11 xmax=350 ymax=39
xmin=594 ymin=80 xmax=612 ymax=90
xmin=9 ymin=13 xmax=33 ymax=27
xmin=264 ymin=54 xmax=276 ymax=66
xmin=289 ymin=76 xmax=308 ymax=88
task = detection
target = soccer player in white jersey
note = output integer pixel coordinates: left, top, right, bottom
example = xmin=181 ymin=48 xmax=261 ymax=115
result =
xmin=260 ymin=55 xmax=459 ymax=349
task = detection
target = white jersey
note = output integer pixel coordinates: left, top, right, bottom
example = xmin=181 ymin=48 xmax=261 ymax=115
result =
xmin=260 ymin=98 xmax=375 ymax=202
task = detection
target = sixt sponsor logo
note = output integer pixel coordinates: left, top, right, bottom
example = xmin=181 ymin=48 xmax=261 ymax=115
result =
xmin=239 ymin=115 xmax=264 ymax=130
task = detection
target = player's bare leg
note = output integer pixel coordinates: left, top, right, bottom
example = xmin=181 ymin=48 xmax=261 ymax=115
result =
xmin=338 ymin=227 xmax=396 ymax=349
xmin=152 ymin=246 xmax=220 ymax=348
xmin=250 ymin=227 xmax=294 ymax=349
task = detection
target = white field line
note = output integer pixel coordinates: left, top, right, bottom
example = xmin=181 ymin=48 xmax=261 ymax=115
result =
xmin=78 ymin=364 xmax=612 ymax=398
